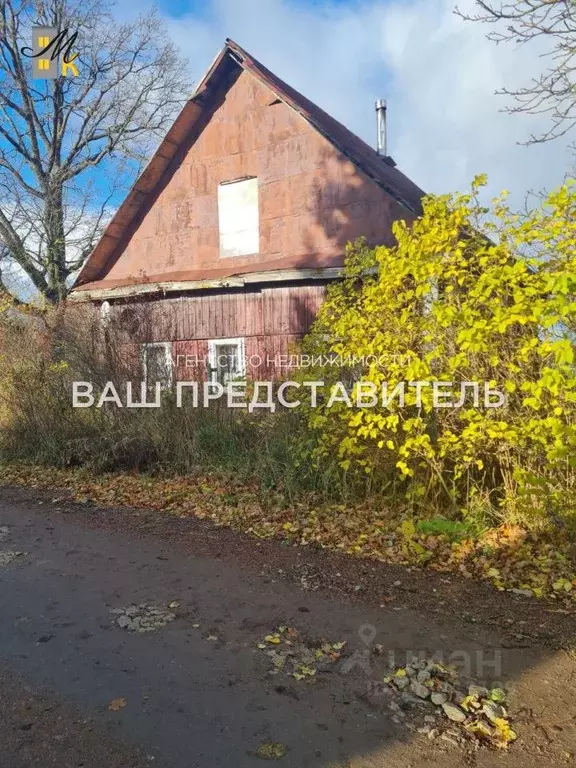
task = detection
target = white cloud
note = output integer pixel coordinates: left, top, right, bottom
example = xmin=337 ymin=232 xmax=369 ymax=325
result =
xmin=152 ymin=0 xmax=573 ymax=206
xmin=379 ymin=0 xmax=574 ymax=200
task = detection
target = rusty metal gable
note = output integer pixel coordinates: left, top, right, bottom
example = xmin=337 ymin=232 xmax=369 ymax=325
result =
xmin=225 ymin=39 xmax=425 ymax=217
xmin=72 ymin=39 xmax=425 ymax=292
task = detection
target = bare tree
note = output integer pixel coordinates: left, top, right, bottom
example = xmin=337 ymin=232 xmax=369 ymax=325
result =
xmin=457 ymin=1 xmax=576 ymax=149
xmin=0 ymin=0 xmax=190 ymax=302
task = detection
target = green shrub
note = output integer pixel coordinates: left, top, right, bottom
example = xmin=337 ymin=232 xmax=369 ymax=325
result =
xmin=300 ymin=177 xmax=576 ymax=531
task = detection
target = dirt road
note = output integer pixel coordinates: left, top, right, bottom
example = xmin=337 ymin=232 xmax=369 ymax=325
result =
xmin=0 ymin=486 xmax=574 ymax=767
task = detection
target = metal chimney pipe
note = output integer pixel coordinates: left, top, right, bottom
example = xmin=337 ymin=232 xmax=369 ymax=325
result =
xmin=375 ymin=99 xmax=387 ymax=156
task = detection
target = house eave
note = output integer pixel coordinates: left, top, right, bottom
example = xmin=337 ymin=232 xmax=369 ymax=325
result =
xmin=68 ymin=266 xmax=345 ymax=302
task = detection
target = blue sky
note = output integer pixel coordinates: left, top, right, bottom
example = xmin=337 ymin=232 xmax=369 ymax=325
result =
xmin=156 ymin=0 xmax=360 ymax=16
xmin=120 ymin=0 xmax=573 ymax=209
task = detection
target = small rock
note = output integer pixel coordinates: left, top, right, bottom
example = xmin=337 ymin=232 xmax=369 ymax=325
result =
xmin=393 ymin=580 xmax=402 ymax=586
xmin=452 ymin=690 xmax=465 ymax=705
xmin=441 ymin=702 xmax=467 ymax=722
xmin=117 ymin=616 xmax=130 ymax=629
xmin=431 ymin=692 xmax=448 ymax=706
xmin=411 ymin=682 xmax=430 ymax=699
xmin=468 ymin=684 xmax=489 ymax=699
xmin=440 ymin=731 xmax=460 ymax=746
xmin=427 ymin=728 xmax=440 ymax=740
xmin=417 ymin=725 xmax=431 ymax=734
xmin=424 ymin=715 xmax=437 ymax=724
xmin=482 ymin=701 xmax=506 ymax=723
xmin=405 ymin=666 xmax=416 ymax=677
xmin=416 ymin=669 xmax=431 ymax=684
xmin=510 ymin=588 xmax=533 ymax=597
xmin=0 ymin=550 xmax=25 ymax=567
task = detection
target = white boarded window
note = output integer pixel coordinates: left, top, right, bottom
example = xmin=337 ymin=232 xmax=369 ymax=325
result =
xmin=218 ymin=177 xmax=259 ymax=258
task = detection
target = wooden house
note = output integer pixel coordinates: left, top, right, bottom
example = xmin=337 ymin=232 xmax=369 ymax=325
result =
xmin=70 ymin=39 xmax=424 ymax=384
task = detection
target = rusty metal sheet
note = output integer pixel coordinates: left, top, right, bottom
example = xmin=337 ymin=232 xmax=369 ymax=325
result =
xmin=72 ymin=39 xmax=424 ymax=292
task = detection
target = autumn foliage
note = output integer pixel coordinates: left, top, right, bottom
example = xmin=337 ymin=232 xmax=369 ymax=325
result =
xmin=302 ymin=177 xmax=576 ymax=533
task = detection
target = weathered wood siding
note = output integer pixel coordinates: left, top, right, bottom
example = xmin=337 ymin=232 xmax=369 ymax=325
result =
xmin=108 ymin=282 xmax=327 ymax=380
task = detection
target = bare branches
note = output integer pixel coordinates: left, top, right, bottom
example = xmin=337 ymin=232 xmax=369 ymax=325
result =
xmin=0 ymin=0 xmax=191 ymax=301
xmin=457 ymin=1 xmax=576 ymax=147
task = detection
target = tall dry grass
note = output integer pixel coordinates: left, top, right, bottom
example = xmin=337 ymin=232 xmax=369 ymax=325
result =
xmin=0 ymin=303 xmax=345 ymax=499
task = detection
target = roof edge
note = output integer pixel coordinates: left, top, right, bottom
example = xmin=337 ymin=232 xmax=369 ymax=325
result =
xmin=68 ymin=267 xmax=345 ymax=301
xmin=72 ymin=43 xmax=238 ymax=289
xmin=224 ymin=39 xmax=423 ymax=217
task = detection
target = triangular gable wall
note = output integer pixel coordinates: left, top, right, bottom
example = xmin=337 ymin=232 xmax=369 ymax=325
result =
xmin=73 ymin=43 xmax=423 ymax=292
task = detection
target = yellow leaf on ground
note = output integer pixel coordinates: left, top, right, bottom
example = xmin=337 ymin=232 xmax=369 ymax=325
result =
xmin=253 ymin=742 xmax=287 ymax=760
xmin=107 ymin=697 xmax=127 ymax=711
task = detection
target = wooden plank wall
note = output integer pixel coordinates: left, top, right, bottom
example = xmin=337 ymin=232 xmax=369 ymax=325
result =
xmin=111 ymin=283 xmax=328 ymax=380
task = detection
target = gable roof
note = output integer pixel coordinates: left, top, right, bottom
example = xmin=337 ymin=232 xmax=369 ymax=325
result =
xmin=72 ymin=39 xmax=425 ymax=292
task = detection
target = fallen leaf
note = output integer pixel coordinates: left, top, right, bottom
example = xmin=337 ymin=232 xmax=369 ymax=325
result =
xmin=489 ymin=687 xmax=507 ymax=703
xmin=107 ymin=697 xmax=127 ymax=711
xmin=253 ymin=742 xmax=287 ymax=760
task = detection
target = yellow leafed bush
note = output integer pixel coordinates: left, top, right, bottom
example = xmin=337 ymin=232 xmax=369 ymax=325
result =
xmin=301 ymin=176 xmax=576 ymax=532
